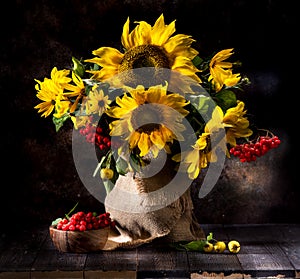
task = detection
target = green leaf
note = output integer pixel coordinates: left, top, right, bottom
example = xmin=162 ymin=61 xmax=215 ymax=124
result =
xmin=129 ymin=153 xmax=145 ymax=173
xmin=72 ymin=56 xmax=85 ymax=77
xmin=192 ymin=56 xmax=203 ymax=67
xmin=52 ymin=114 xmax=70 ymax=132
xmin=214 ymin=90 xmax=237 ymax=111
xmin=115 ymin=156 xmax=129 ymax=175
xmin=51 ymin=217 xmax=62 ymax=226
xmin=207 ymin=232 xmax=213 ymax=241
xmin=169 ymin=242 xmax=187 ymax=251
xmin=180 ymin=239 xmax=207 ymax=251
xmin=189 ymin=95 xmax=210 ymax=113
xmin=103 ymin=179 xmax=114 ymax=195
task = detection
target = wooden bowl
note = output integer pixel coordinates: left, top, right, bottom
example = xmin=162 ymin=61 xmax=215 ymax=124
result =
xmin=49 ymin=226 xmax=110 ymax=253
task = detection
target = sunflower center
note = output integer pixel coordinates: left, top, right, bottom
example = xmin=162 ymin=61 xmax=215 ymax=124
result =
xmin=119 ymin=45 xmax=170 ymax=72
xmin=98 ymin=100 xmax=105 ymax=108
xmin=131 ymin=104 xmax=164 ymax=133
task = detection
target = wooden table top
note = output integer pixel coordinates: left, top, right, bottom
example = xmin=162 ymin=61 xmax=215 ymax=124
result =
xmin=0 ymin=223 xmax=299 ymax=279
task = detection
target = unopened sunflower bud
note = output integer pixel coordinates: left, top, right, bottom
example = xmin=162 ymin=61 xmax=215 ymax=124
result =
xmin=100 ymin=168 xmax=114 ymax=180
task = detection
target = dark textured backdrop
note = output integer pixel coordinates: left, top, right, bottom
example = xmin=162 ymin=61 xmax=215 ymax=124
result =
xmin=1 ymin=0 xmax=298 ymax=234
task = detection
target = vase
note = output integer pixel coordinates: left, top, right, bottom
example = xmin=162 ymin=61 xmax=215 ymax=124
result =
xmin=103 ymin=152 xmax=205 ymax=249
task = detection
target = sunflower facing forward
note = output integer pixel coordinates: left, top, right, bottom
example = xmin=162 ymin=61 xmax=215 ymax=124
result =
xmin=107 ymin=83 xmax=190 ymax=158
xmin=84 ymin=14 xmax=201 ymax=86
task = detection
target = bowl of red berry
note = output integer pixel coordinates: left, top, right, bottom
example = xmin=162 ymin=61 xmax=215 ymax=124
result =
xmin=49 ymin=211 xmax=115 ymax=253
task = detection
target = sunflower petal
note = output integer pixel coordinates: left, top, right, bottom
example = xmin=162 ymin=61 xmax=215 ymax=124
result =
xmin=151 ymin=14 xmax=176 ymax=46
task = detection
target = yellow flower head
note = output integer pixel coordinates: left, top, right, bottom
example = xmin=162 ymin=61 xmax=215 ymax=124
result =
xmin=172 ymin=132 xmax=211 ymax=179
xmin=63 ymin=72 xmax=86 ymax=113
xmin=85 ymin=85 xmax=112 ymax=116
xmin=209 ymin=102 xmax=253 ymax=147
xmin=222 ymin=101 xmax=253 ymax=146
xmin=208 ymin=48 xmax=241 ymax=92
xmin=34 ymin=67 xmax=71 ymax=117
xmin=107 ymin=83 xmax=190 ymax=158
xmin=84 ymin=14 xmax=201 ymax=87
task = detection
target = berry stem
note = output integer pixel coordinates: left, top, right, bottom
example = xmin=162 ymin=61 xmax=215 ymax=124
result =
xmin=257 ymin=128 xmax=275 ymax=138
xmin=65 ymin=202 xmax=79 ymax=220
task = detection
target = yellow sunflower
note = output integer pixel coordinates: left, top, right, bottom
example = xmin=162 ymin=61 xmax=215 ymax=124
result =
xmin=84 ymin=14 xmax=201 ymax=87
xmin=172 ymin=132 xmax=211 ymax=179
xmin=208 ymin=48 xmax=241 ymax=92
xmin=85 ymin=84 xmax=112 ymax=116
xmin=222 ymin=101 xmax=253 ymax=146
xmin=107 ymin=83 xmax=190 ymax=158
xmin=34 ymin=67 xmax=71 ymax=117
xmin=63 ymin=71 xmax=86 ymax=113
xmin=209 ymin=102 xmax=253 ymax=146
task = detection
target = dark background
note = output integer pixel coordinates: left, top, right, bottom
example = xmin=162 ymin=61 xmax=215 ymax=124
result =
xmin=1 ymin=0 xmax=298 ymax=235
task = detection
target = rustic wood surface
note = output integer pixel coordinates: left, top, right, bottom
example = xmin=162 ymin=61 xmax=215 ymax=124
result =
xmin=0 ymin=224 xmax=299 ymax=279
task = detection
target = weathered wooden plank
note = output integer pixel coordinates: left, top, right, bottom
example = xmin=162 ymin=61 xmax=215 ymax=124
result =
xmin=0 ymin=249 xmax=38 ymax=272
xmin=1 ymin=223 xmax=299 ymax=277
xmin=137 ymin=242 xmax=190 ymax=278
xmin=233 ymin=242 xmax=295 ymax=277
xmin=31 ymin=270 xmax=83 ymax=279
xmin=0 ymin=226 xmax=49 ymax=272
xmin=188 ymin=252 xmax=242 ymax=275
xmin=85 ymin=270 xmax=136 ymax=279
xmin=0 ymin=271 xmax=30 ymax=279
xmin=190 ymin=271 xmax=248 ymax=279
xmin=224 ymin=224 xmax=296 ymax=277
xmin=279 ymin=241 xmax=300 ymax=271
xmin=85 ymin=249 xmax=137 ymax=271
xmin=187 ymin=224 xmax=242 ymax=275
xmin=31 ymin=250 xmax=87 ymax=271
xmin=137 ymin=271 xmax=190 ymax=278
xmin=39 ymin=227 xmax=57 ymax=251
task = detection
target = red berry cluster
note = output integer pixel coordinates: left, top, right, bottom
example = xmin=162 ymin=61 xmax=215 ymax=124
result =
xmin=56 ymin=211 xmax=115 ymax=231
xmin=229 ymin=135 xmax=281 ymax=162
xmin=79 ymin=124 xmax=111 ymax=151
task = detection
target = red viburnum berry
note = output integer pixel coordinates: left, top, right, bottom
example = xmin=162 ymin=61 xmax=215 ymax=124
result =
xmin=229 ymin=135 xmax=281 ymax=163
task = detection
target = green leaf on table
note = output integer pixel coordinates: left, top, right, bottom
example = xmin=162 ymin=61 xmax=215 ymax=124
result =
xmin=180 ymin=239 xmax=207 ymax=251
xmin=51 ymin=217 xmax=62 ymax=226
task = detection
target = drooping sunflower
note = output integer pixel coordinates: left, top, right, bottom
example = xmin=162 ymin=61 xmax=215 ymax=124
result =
xmin=172 ymin=132 xmax=211 ymax=179
xmin=208 ymin=48 xmax=241 ymax=92
xmin=63 ymin=71 xmax=86 ymax=114
xmin=84 ymin=14 xmax=201 ymax=87
xmin=107 ymin=83 xmax=190 ymax=158
xmin=208 ymin=101 xmax=253 ymax=147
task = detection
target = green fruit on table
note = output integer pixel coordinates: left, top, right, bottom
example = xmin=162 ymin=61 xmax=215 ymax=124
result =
xmin=203 ymin=242 xmax=214 ymax=252
xmin=228 ymin=240 xmax=241 ymax=253
xmin=214 ymin=241 xmax=226 ymax=253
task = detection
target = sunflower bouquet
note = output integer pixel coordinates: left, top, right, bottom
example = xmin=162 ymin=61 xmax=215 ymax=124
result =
xmin=34 ymin=14 xmax=281 ymax=193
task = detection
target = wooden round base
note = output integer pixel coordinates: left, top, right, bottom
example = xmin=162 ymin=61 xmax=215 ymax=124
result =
xmin=49 ymin=226 xmax=110 ymax=253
